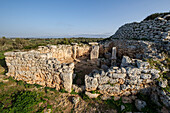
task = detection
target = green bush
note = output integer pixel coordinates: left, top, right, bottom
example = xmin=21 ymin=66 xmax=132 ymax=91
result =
xmin=2 ymin=91 xmax=44 ymax=113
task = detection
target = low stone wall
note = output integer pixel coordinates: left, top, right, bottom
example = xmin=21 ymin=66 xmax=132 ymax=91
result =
xmin=5 ymin=51 xmax=74 ymax=92
xmin=37 ymin=44 xmax=90 ymax=61
xmin=100 ymin=40 xmax=153 ymax=59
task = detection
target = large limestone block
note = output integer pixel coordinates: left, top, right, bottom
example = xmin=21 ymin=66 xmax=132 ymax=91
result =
xmin=111 ymin=47 xmax=117 ymax=60
xmin=60 ymin=72 xmax=73 ymax=92
xmin=98 ymin=84 xmax=120 ymax=95
xmin=121 ymin=56 xmax=132 ymax=67
xmin=85 ymin=75 xmax=98 ymax=91
xmin=90 ymin=45 xmax=99 ymax=60
xmin=85 ymin=91 xmax=100 ymax=98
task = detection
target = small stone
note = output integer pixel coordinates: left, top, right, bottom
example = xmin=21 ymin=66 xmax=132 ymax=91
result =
xmin=85 ymin=75 xmax=98 ymax=91
xmin=121 ymin=56 xmax=132 ymax=67
xmin=135 ymin=99 xmax=147 ymax=111
xmin=136 ymin=60 xmax=149 ymax=69
xmin=114 ymin=96 xmax=120 ymax=101
xmin=121 ymin=105 xmax=125 ymax=111
xmin=72 ymin=96 xmax=80 ymax=105
xmin=122 ymin=97 xmax=132 ymax=103
xmin=159 ymin=79 xmax=168 ymax=88
xmin=100 ymin=95 xmax=112 ymax=100
xmin=44 ymin=109 xmax=52 ymax=113
xmin=140 ymin=74 xmax=151 ymax=79
xmin=121 ymin=67 xmax=126 ymax=73
xmin=85 ymin=91 xmax=100 ymax=98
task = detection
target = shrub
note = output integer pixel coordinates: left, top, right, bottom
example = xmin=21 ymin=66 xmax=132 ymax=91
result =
xmin=2 ymin=91 xmax=44 ymax=113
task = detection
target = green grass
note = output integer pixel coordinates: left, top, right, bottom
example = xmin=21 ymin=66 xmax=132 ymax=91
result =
xmin=104 ymin=97 xmax=137 ymax=113
xmin=0 ymin=37 xmax=104 ymax=52
xmin=59 ymin=88 xmax=68 ymax=93
xmin=70 ymin=89 xmax=79 ymax=94
xmin=1 ymin=91 xmax=44 ymax=113
xmin=0 ymin=51 xmax=7 ymax=74
xmin=90 ymin=90 xmax=100 ymax=94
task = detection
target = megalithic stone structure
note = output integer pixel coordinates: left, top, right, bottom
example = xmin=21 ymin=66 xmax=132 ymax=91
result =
xmin=71 ymin=43 xmax=78 ymax=60
xmin=89 ymin=42 xmax=99 ymax=60
xmin=111 ymin=47 xmax=117 ymax=65
xmin=111 ymin=47 xmax=117 ymax=60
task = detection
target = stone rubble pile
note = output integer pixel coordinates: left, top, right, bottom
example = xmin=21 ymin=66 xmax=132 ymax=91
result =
xmin=110 ymin=14 xmax=170 ymax=54
xmin=85 ymin=56 xmax=167 ymax=97
xmin=111 ymin=14 xmax=170 ymax=41
xmin=5 ymin=51 xmax=74 ymax=92
xmin=100 ymin=39 xmax=165 ymax=63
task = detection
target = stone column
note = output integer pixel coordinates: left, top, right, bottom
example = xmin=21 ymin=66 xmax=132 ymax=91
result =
xmin=111 ymin=47 xmax=117 ymax=65
xmin=89 ymin=42 xmax=99 ymax=60
xmin=111 ymin=47 xmax=117 ymax=60
xmin=71 ymin=43 xmax=78 ymax=60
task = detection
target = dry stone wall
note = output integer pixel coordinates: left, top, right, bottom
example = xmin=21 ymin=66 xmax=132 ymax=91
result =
xmin=38 ymin=44 xmax=90 ymax=61
xmin=4 ymin=44 xmax=92 ymax=92
xmin=100 ymin=40 xmax=153 ymax=59
xmin=110 ymin=14 xmax=170 ymax=54
xmin=85 ymin=56 xmax=170 ymax=107
xmin=5 ymin=51 xmax=74 ymax=92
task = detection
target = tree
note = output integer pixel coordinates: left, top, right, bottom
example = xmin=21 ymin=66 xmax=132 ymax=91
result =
xmin=0 ymin=36 xmax=6 ymax=45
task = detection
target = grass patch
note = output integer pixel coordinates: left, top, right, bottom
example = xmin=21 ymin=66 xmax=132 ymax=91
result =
xmin=1 ymin=91 xmax=44 ymax=113
xmin=70 ymin=89 xmax=79 ymax=95
xmin=59 ymin=88 xmax=68 ymax=93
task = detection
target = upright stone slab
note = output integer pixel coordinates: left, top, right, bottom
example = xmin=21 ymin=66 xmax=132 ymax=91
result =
xmin=72 ymin=43 xmax=78 ymax=60
xmin=111 ymin=47 xmax=117 ymax=60
xmin=90 ymin=45 xmax=99 ymax=60
xmin=89 ymin=42 xmax=99 ymax=60
xmin=111 ymin=47 xmax=117 ymax=65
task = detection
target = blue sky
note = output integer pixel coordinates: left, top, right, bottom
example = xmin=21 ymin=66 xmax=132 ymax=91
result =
xmin=0 ymin=0 xmax=169 ymax=38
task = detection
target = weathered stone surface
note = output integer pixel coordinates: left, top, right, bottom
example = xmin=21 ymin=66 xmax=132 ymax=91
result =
xmin=72 ymin=84 xmax=84 ymax=93
xmin=5 ymin=50 xmax=74 ymax=92
xmin=98 ymin=84 xmax=120 ymax=95
xmin=90 ymin=45 xmax=99 ymax=60
xmin=60 ymin=72 xmax=73 ymax=92
xmin=122 ymin=97 xmax=132 ymax=103
xmin=85 ymin=91 xmax=100 ymax=98
xmin=100 ymin=95 xmax=112 ymax=100
xmin=135 ymin=99 xmax=147 ymax=111
xmin=111 ymin=47 xmax=117 ymax=60
xmin=84 ymin=56 xmax=163 ymax=97
xmin=98 ymin=76 xmax=110 ymax=84
xmin=85 ymin=75 xmax=98 ymax=91
xmin=136 ymin=60 xmax=150 ymax=69
xmin=112 ymin=73 xmax=126 ymax=79
xmin=140 ymin=74 xmax=151 ymax=79
xmin=159 ymin=79 xmax=168 ymax=88
xmin=72 ymin=96 xmax=80 ymax=105
xmin=121 ymin=56 xmax=132 ymax=67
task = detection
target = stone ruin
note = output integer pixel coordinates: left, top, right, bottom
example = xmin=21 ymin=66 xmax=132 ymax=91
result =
xmin=4 ymin=43 xmax=100 ymax=92
xmin=4 ymin=13 xmax=170 ymax=110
